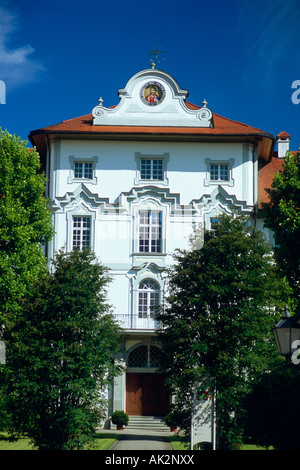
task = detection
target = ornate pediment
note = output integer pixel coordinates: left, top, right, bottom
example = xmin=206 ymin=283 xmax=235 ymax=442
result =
xmin=92 ymin=69 xmax=213 ymax=128
xmin=196 ymin=185 xmax=252 ymax=215
xmin=51 ymin=183 xmax=122 ymax=214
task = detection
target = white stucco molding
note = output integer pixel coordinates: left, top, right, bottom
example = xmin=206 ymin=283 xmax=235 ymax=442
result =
xmin=51 ymin=184 xmax=202 ymax=218
xmin=130 ymin=261 xmax=166 ymax=273
xmin=119 ymin=185 xmax=198 ymax=216
xmin=92 ymin=68 xmax=213 ymax=127
xmin=51 ymin=183 xmax=124 ymax=214
xmin=193 ymin=185 xmax=253 ymax=229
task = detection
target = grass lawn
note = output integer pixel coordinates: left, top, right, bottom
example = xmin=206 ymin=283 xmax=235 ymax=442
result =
xmin=240 ymin=444 xmax=274 ymax=450
xmin=168 ymin=435 xmax=190 ymax=450
xmin=0 ymin=433 xmax=36 ymax=450
xmin=0 ymin=432 xmax=119 ymax=451
xmin=86 ymin=433 xmax=120 ymax=450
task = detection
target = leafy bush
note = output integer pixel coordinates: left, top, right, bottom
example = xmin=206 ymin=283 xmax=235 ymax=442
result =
xmin=165 ymin=410 xmax=180 ymax=427
xmin=111 ymin=411 xmax=129 ymax=426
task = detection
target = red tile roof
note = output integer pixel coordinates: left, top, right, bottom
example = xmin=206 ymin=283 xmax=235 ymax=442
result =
xmin=29 ymin=102 xmax=275 ymax=163
xmin=29 ymin=101 xmax=299 ymax=213
xmin=258 ymin=157 xmax=284 ymax=207
xmin=29 ymin=100 xmax=285 ymax=195
xmin=30 ymin=102 xmax=272 ymax=138
xmin=276 ymin=130 xmax=291 ymax=139
xmin=258 ymin=150 xmax=299 ymax=208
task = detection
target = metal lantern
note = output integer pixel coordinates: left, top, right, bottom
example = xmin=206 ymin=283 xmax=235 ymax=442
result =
xmin=273 ymin=306 xmax=300 ymax=359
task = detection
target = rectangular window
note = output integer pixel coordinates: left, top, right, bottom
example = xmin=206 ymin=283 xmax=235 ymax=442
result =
xmin=210 ymin=218 xmax=219 ymax=229
xmin=72 ymin=216 xmax=91 ymax=249
xmin=139 ymin=211 xmax=162 ymax=253
xmin=149 ymin=291 xmax=160 ymax=317
xmin=141 ymin=159 xmax=163 ymax=180
xmin=74 ymin=162 xmax=93 ymax=179
xmin=138 ymin=292 xmax=148 ymax=318
xmin=210 ymin=164 xmax=229 ymax=181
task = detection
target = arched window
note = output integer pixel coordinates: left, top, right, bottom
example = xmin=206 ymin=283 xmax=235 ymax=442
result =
xmin=149 ymin=346 xmax=162 ymax=368
xmin=138 ymin=279 xmax=160 ymax=319
xmin=128 ymin=346 xmax=148 ymax=368
xmin=128 ymin=345 xmax=163 ymax=368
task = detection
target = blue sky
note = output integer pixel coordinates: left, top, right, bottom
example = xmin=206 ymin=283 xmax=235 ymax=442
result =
xmin=1 ymin=0 xmax=300 ymax=150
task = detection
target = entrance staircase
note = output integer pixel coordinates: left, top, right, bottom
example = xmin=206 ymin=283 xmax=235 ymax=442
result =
xmin=126 ymin=416 xmax=170 ymax=432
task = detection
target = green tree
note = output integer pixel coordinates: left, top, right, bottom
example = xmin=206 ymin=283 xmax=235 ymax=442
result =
xmin=0 ymin=129 xmax=53 ymax=430
xmin=3 ymin=249 xmax=123 ymax=450
xmin=0 ymin=129 xmax=53 ymax=328
xmin=262 ymin=151 xmax=300 ymax=315
xmin=157 ymin=214 xmax=284 ymax=450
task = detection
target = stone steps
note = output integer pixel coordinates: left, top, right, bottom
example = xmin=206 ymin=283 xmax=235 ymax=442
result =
xmin=126 ymin=416 xmax=170 ymax=432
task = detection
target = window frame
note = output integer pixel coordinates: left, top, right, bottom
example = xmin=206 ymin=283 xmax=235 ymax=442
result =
xmin=135 ymin=152 xmax=169 ymax=186
xmin=138 ymin=210 xmax=162 ymax=254
xmin=66 ymin=203 xmax=96 ymax=252
xmin=204 ymin=158 xmax=234 ymax=187
xmin=210 ymin=217 xmax=219 ymax=229
xmin=74 ymin=161 xmax=93 ymax=180
xmin=72 ymin=216 xmax=91 ymax=250
xmin=140 ymin=158 xmax=164 ymax=181
xmin=138 ymin=279 xmax=160 ymax=319
xmin=210 ymin=163 xmax=229 ymax=182
xmin=68 ymin=155 xmax=98 ymax=184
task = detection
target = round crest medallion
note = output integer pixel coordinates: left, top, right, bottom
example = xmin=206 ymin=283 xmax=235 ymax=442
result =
xmin=140 ymin=81 xmax=166 ymax=106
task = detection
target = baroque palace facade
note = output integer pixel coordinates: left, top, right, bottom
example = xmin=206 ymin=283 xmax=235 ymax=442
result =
xmin=29 ymin=66 xmax=290 ymax=424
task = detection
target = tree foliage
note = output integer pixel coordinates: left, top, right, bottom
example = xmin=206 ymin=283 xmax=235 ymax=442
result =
xmin=157 ymin=214 xmax=285 ymax=449
xmin=262 ymin=151 xmax=300 ymax=315
xmin=3 ymin=249 xmax=123 ymax=450
xmin=0 ymin=129 xmax=53 ymax=328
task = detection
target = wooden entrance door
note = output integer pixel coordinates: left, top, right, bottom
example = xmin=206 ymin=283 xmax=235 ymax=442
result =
xmin=126 ymin=373 xmax=143 ymax=415
xmin=126 ymin=373 xmax=169 ymax=416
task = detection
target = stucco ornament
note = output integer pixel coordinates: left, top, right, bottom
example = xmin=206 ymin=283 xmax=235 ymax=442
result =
xmin=140 ymin=81 xmax=166 ymax=106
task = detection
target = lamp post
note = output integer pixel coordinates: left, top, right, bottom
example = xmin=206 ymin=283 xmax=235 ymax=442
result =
xmin=273 ymin=306 xmax=300 ymax=365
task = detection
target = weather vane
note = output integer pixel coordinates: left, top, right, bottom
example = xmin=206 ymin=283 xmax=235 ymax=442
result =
xmin=149 ymin=46 xmax=166 ymax=69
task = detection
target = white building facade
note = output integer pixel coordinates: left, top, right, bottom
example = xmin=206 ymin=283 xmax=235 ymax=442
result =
xmin=30 ymin=67 xmax=280 ymax=422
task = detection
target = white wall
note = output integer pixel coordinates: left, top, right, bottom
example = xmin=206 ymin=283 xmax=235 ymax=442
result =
xmin=51 ymin=140 xmax=254 ymax=207
xmin=48 ymin=137 xmax=256 ymax=321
